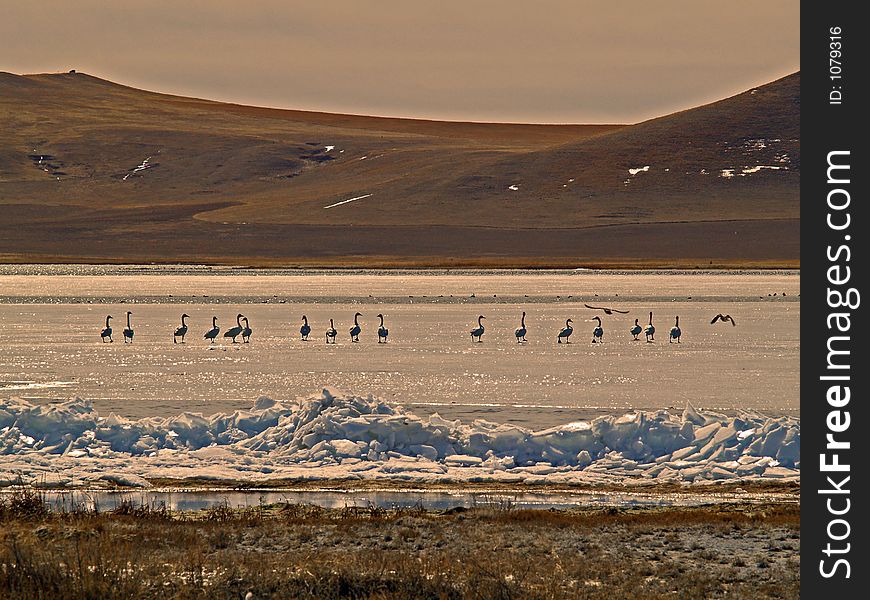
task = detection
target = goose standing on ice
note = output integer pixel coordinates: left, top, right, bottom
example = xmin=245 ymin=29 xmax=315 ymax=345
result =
xmin=349 ymin=312 xmax=362 ymax=342
xmin=224 ymin=314 xmax=244 ymax=343
xmin=100 ymin=315 xmax=113 ymax=343
xmin=377 ymin=314 xmax=389 ymax=343
xmin=470 ymin=315 xmax=486 ymax=342
xmin=557 ymin=318 xmax=573 ymax=343
xmin=669 ymin=316 xmax=681 ymax=343
xmin=300 ymin=315 xmax=311 ymax=340
xmin=630 ymin=318 xmax=642 ymax=340
xmin=326 ymin=319 xmax=337 ymax=344
xmin=173 ymin=313 xmax=190 ymax=343
xmin=591 ymin=316 xmax=604 ymax=343
xmin=204 ymin=316 xmax=220 ymax=343
xmin=644 ymin=312 xmax=655 ymax=342
xmin=122 ymin=311 xmax=134 ymax=343
xmin=514 ymin=311 xmax=527 ymax=342
xmin=242 ymin=317 xmax=252 ymax=343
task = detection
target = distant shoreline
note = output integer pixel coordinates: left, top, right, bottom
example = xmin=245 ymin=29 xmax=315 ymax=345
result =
xmin=0 ymin=257 xmax=801 ymax=270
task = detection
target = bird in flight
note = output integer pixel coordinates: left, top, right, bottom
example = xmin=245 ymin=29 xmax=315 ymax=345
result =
xmin=710 ymin=314 xmax=737 ymax=326
xmin=584 ymin=304 xmax=629 ymax=315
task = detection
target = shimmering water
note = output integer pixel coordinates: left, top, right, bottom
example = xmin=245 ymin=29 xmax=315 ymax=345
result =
xmin=29 ymin=487 xmax=797 ymax=512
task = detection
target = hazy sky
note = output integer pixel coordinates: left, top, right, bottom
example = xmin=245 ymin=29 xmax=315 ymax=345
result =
xmin=2 ymin=1 xmax=799 ymax=123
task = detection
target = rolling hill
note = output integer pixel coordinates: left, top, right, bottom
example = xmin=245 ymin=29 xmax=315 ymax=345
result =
xmin=0 ymin=71 xmax=798 ymax=267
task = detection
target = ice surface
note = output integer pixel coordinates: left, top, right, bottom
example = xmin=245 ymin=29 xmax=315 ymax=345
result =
xmin=0 ymin=269 xmax=801 ymax=430
xmin=0 ymin=389 xmax=799 ymax=487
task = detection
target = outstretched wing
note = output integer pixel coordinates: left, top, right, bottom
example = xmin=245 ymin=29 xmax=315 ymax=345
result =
xmin=711 ymin=314 xmax=723 ymax=324
xmin=584 ymin=304 xmax=603 ymax=310
xmin=726 ymin=315 xmax=736 ymax=326
xmin=611 ymin=308 xmax=630 ymax=314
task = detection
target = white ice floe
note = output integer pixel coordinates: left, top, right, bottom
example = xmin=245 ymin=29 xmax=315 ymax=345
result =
xmin=323 ymin=193 xmax=373 ymax=209
xmin=0 ymin=390 xmax=800 ymax=488
xmin=508 ymin=184 xmax=519 ymax=191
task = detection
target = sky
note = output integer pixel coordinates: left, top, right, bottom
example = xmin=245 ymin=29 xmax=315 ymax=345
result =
xmin=1 ymin=1 xmax=799 ymax=124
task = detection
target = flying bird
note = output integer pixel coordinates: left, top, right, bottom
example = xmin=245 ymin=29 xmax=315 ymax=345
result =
xmin=711 ymin=314 xmax=737 ymax=326
xmin=584 ymin=304 xmax=629 ymax=315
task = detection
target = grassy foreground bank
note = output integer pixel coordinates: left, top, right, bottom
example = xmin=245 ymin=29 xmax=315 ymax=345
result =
xmin=1 ymin=489 xmax=798 ymax=599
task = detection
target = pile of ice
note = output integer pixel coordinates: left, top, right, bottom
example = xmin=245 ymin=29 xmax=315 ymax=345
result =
xmin=0 ymin=390 xmax=799 ymax=487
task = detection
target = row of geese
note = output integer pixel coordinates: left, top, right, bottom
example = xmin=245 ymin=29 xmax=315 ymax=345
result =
xmin=100 ymin=311 xmax=383 ymax=344
xmin=100 ymin=310 xmax=737 ymax=344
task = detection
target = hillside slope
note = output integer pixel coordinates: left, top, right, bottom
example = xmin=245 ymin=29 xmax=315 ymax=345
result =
xmin=0 ymin=71 xmax=798 ymax=267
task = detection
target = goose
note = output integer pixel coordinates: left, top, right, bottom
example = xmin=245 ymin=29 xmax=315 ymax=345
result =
xmin=326 ymin=319 xmax=337 ymax=344
xmin=173 ymin=313 xmax=190 ymax=343
xmin=470 ymin=315 xmax=486 ymax=342
xmin=711 ymin=314 xmax=737 ymax=326
xmin=584 ymin=304 xmax=629 ymax=315
xmin=591 ymin=316 xmax=604 ymax=343
xmin=349 ymin=312 xmax=362 ymax=342
xmin=122 ymin=311 xmax=134 ymax=343
xmin=557 ymin=319 xmax=573 ymax=343
xmin=242 ymin=317 xmax=252 ymax=343
xmin=377 ymin=314 xmax=389 ymax=343
xmin=300 ymin=315 xmax=311 ymax=340
xmin=514 ymin=311 xmax=527 ymax=342
xmin=100 ymin=315 xmax=113 ymax=343
xmin=630 ymin=318 xmax=643 ymax=340
xmin=204 ymin=316 xmax=220 ymax=343
xmin=669 ymin=316 xmax=681 ymax=343
xmin=224 ymin=314 xmax=244 ymax=343
xmin=644 ymin=312 xmax=655 ymax=342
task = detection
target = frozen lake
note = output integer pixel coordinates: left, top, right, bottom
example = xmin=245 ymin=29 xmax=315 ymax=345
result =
xmin=0 ymin=267 xmax=799 ymax=428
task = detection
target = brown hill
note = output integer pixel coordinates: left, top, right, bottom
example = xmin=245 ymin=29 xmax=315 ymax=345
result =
xmin=0 ymin=71 xmax=798 ymax=267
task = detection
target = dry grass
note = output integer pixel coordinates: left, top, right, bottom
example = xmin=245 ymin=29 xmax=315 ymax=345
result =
xmin=0 ymin=489 xmax=800 ymax=599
